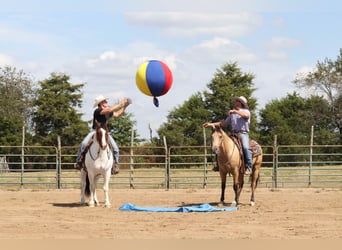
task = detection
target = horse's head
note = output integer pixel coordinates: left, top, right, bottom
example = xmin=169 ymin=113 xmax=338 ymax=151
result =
xmin=211 ymin=127 xmax=224 ymax=154
xmin=95 ymin=121 xmax=109 ymax=150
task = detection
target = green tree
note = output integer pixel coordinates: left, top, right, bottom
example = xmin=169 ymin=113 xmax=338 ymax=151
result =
xmin=258 ymin=93 xmax=333 ymax=145
xmin=293 ymin=49 xmax=342 ymax=142
xmin=156 ymin=62 xmax=258 ymax=146
xmin=32 ymin=73 xmax=89 ymax=146
xmin=108 ymin=111 xmax=141 ymax=146
xmin=0 ymin=66 xmax=35 ymax=145
xmin=157 ymin=92 xmax=210 ymax=146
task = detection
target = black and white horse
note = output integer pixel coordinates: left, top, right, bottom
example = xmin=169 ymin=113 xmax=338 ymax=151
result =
xmin=81 ymin=121 xmax=113 ymax=207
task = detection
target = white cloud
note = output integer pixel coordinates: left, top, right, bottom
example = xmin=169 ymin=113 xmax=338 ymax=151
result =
xmin=125 ymin=11 xmax=262 ymax=38
xmin=266 ymin=37 xmax=302 ymax=49
xmin=184 ymin=37 xmax=257 ymax=64
xmin=0 ymin=54 xmax=14 ymax=66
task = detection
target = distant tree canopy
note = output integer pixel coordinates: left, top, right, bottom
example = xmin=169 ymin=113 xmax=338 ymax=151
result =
xmin=108 ymin=111 xmax=141 ymax=146
xmin=0 ymin=66 xmax=35 ymax=145
xmin=158 ymin=62 xmax=258 ymax=146
xmin=32 ymin=73 xmax=89 ymax=146
xmin=258 ymin=93 xmax=334 ymax=145
xmin=1 ymin=49 xmax=341 ymax=148
xmin=293 ymin=48 xmax=342 ymax=143
xmin=158 ymin=92 xmax=210 ymax=146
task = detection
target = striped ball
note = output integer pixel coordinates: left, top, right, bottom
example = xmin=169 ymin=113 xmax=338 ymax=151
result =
xmin=136 ymin=60 xmax=173 ymax=97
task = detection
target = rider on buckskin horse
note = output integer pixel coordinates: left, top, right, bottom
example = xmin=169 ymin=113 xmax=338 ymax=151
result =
xmin=75 ymin=95 xmax=131 ymax=175
xmin=203 ymin=96 xmax=253 ymax=175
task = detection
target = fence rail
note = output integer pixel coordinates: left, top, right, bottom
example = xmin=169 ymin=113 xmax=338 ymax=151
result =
xmin=0 ymin=144 xmax=341 ymax=190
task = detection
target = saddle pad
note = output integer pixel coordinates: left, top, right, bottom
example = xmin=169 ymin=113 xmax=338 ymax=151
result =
xmin=250 ymin=140 xmax=262 ymax=157
xmin=119 ymin=203 xmax=238 ymax=212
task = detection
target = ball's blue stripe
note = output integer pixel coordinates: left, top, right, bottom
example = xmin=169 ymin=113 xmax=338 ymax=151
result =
xmin=145 ymin=60 xmax=166 ymax=96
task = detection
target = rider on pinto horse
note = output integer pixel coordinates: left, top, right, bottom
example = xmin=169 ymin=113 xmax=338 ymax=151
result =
xmin=75 ymin=95 xmax=131 ymax=175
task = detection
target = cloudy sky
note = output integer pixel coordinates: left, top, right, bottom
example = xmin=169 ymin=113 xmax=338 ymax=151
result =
xmin=1 ymin=0 xmax=341 ymax=139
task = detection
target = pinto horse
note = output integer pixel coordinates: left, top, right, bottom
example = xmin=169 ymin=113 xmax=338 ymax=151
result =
xmin=81 ymin=121 xmax=113 ymax=207
xmin=211 ymin=127 xmax=263 ymax=206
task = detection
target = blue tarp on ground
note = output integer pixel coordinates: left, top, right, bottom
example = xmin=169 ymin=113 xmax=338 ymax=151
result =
xmin=119 ymin=203 xmax=238 ymax=212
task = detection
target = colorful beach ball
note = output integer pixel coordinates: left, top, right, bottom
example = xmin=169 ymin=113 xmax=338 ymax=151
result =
xmin=136 ymin=60 xmax=173 ymax=107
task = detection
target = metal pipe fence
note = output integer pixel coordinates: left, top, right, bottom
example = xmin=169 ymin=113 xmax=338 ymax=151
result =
xmin=0 ymin=144 xmax=341 ymax=190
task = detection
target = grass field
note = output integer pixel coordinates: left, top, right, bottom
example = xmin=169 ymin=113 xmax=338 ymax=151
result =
xmin=1 ymin=165 xmax=341 ymax=190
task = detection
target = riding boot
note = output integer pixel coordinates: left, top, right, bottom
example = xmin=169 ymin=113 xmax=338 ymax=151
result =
xmin=111 ymin=161 xmax=119 ymax=175
xmin=109 ymin=145 xmax=119 ymax=175
xmin=75 ymin=139 xmax=93 ymax=170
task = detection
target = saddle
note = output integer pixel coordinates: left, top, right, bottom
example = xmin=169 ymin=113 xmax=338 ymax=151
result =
xmin=230 ymin=132 xmax=262 ymax=173
xmin=230 ymin=133 xmax=262 ymax=158
xmin=78 ymin=136 xmax=115 ymax=171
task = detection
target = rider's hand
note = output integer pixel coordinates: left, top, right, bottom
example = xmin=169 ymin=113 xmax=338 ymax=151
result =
xmin=203 ymin=122 xmax=211 ymax=128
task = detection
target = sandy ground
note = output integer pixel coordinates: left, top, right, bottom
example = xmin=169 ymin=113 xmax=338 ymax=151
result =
xmin=0 ymin=187 xmax=341 ymax=239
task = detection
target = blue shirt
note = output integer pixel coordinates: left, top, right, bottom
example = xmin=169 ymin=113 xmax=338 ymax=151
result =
xmin=225 ymin=108 xmax=250 ymax=132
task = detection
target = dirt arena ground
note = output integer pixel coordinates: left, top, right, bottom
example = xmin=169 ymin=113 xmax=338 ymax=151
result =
xmin=0 ymin=187 xmax=341 ymax=239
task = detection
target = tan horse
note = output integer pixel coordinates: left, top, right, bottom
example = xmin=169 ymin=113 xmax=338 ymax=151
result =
xmin=211 ymin=127 xmax=263 ymax=206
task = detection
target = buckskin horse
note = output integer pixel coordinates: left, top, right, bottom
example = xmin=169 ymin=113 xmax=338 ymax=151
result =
xmin=80 ymin=121 xmax=113 ymax=207
xmin=211 ymin=126 xmax=263 ymax=206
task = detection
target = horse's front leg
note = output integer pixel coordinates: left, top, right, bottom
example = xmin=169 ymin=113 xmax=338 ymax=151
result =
xmin=232 ymin=172 xmax=244 ymax=206
xmin=103 ymin=170 xmax=111 ymax=208
xmin=88 ymin=174 xmax=97 ymax=207
xmin=219 ymin=172 xmax=226 ymax=206
xmin=93 ymin=175 xmax=100 ymax=206
xmin=80 ymin=169 xmax=87 ymax=205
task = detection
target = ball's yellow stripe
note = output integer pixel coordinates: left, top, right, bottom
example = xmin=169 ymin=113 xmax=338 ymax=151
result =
xmin=136 ymin=62 xmax=152 ymax=96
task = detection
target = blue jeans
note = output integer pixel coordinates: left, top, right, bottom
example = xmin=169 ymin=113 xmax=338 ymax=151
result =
xmin=76 ymin=131 xmax=119 ymax=163
xmin=240 ymin=133 xmax=252 ymax=170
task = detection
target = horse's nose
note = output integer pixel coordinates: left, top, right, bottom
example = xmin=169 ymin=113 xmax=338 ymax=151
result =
xmin=212 ymin=146 xmax=219 ymax=154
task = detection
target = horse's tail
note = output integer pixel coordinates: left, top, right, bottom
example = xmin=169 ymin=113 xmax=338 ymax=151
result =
xmin=85 ymin=173 xmax=90 ymax=197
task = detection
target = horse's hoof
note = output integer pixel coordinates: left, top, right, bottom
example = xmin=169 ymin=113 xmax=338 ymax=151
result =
xmin=88 ymin=203 xmax=95 ymax=207
xmin=250 ymin=201 xmax=255 ymax=206
xmin=104 ymin=204 xmax=111 ymax=208
xmin=218 ymin=202 xmax=224 ymax=207
xmin=231 ymin=200 xmax=237 ymax=207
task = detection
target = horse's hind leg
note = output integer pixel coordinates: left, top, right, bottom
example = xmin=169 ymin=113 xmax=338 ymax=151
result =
xmin=250 ymin=165 xmax=260 ymax=206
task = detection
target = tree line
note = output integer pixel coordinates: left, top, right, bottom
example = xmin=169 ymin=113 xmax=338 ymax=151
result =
xmin=1 ymin=49 xmax=341 ymax=149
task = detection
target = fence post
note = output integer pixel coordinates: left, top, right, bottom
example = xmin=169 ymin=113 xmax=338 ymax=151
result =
xmin=273 ymin=135 xmax=278 ymax=188
xmin=57 ymin=136 xmax=61 ymax=189
xmin=203 ymin=127 xmax=208 ymax=189
xmin=164 ymin=136 xmax=169 ymax=190
xmin=309 ymin=125 xmax=313 ymax=187
xmin=20 ymin=126 xmax=25 ymax=189
xmin=129 ymin=128 xmax=134 ymax=189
